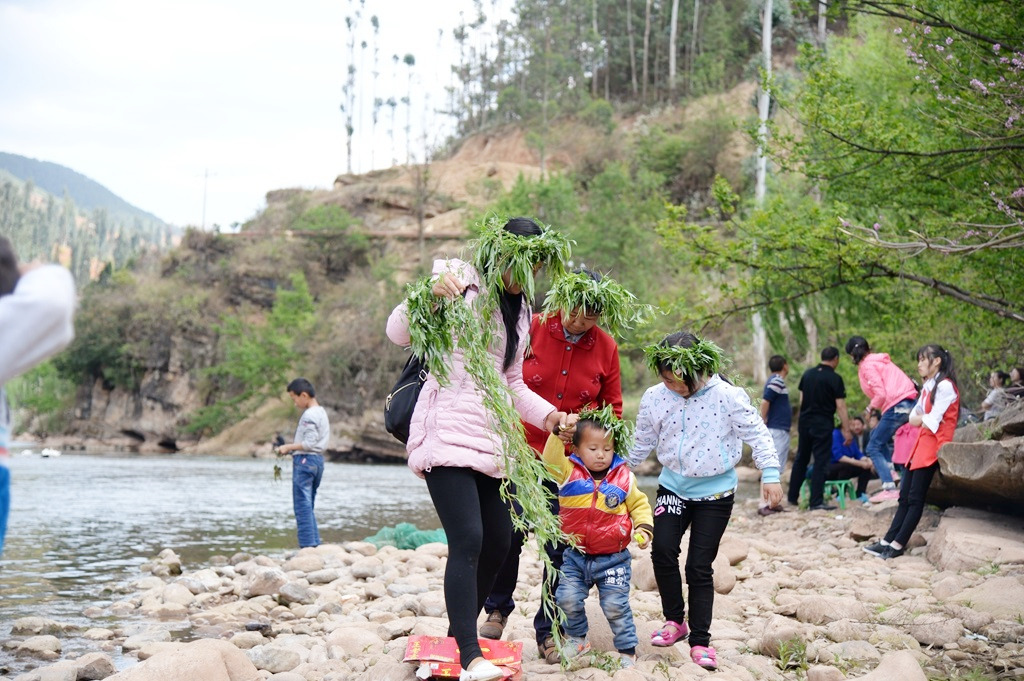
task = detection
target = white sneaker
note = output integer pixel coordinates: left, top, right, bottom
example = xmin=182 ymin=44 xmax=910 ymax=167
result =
xmin=459 ymin=659 xmax=503 ymax=681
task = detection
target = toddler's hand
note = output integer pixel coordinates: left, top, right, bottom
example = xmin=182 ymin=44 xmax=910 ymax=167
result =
xmin=634 ymin=528 xmax=653 ymax=550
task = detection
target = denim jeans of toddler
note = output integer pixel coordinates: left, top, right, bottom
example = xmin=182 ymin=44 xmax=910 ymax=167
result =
xmin=557 ymin=548 xmax=637 ymax=653
xmin=292 ymin=454 xmax=324 ymax=548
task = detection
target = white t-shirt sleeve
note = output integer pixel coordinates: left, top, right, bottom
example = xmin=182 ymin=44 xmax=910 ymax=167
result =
xmin=922 ymin=379 xmax=957 ymax=434
xmin=0 ymin=265 xmax=76 ymax=385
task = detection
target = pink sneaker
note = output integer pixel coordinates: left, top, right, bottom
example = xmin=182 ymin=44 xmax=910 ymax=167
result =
xmin=651 ymin=620 xmax=689 ymax=646
xmin=690 ymin=645 xmax=718 ymax=669
xmin=870 ymin=489 xmax=900 ymax=503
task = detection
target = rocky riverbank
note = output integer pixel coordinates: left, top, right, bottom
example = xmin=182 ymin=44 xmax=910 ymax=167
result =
xmin=4 ymin=495 xmax=1024 ymax=681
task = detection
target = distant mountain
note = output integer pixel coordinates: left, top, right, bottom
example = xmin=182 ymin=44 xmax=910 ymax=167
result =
xmin=0 ymin=151 xmax=166 ymax=226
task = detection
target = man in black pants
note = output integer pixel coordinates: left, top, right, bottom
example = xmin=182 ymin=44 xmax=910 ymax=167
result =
xmin=788 ymin=347 xmax=853 ymax=510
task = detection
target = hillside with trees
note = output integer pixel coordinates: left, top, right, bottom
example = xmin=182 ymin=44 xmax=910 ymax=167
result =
xmin=11 ymin=0 xmax=1022 ymax=477
xmin=0 ymin=152 xmax=165 ymax=224
xmin=0 ymin=161 xmax=174 ymax=286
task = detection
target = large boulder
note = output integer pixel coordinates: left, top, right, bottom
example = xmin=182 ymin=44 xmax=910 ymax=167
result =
xmin=952 ymin=576 xmax=1024 ymax=620
xmin=929 ymin=436 xmax=1024 ymax=510
xmin=104 ymin=639 xmax=260 ymax=681
xmin=996 ymin=400 xmax=1024 ymax=437
xmin=925 ymin=507 xmax=1024 ymax=571
xmin=851 ymin=651 xmax=927 ymax=680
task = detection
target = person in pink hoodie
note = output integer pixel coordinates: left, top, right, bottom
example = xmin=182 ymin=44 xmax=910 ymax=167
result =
xmin=386 ymin=217 xmax=574 ymax=681
xmin=845 ymin=336 xmax=918 ymax=502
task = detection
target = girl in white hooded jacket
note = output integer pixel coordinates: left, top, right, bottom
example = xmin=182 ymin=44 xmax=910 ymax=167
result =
xmin=626 ymin=332 xmax=782 ymax=670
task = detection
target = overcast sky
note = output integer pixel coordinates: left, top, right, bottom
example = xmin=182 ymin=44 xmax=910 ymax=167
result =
xmin=0 ymin=0 xmax=490 ymax=228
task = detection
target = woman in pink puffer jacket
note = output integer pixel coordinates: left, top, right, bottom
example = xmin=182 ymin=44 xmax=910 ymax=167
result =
xmin=386 ymin=217 xmax=573 ymax=681
xmin=845 ymin=336 xmax=918 ymax=501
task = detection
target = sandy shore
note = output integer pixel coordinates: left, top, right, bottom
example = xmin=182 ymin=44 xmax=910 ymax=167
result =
xmin=4 ymin=490 xmax=1024 ymax=681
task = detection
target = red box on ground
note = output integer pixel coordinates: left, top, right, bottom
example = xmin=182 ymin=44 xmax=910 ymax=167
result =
xmin=404 ymin=635 xmax=523 ymax=679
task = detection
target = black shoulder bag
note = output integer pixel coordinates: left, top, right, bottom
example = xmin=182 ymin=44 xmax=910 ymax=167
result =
xmin=384 ymin=353 xmax=428 ymax=444
xmin=385 ymin=290 xmax=469 ymax=443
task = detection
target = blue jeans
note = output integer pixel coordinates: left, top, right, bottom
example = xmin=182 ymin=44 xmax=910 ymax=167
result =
xmin=292 ymin=455 xmax=324 ymax=547
xmin=557 ymin=548 xmax=638 ymax=654
xmin=0 ymin=465 xmax=9 ymax=556
xmin=866 ymin=399 xmax=915 ymax=485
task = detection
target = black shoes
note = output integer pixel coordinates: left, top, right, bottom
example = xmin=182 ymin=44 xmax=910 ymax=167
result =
xmin=862 ymin=541 xmax=887 ymax=556
xmin=879 ymin=545 xmax=905 ymax=559
xmin=809 ymin=504 xmax=837 ymax=511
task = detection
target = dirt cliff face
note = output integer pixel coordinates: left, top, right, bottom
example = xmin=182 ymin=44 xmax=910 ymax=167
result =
xmin=69 ymin=329 xmax=214 ymax=453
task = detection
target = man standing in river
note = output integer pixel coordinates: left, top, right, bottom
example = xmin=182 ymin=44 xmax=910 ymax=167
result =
xmin=276 ymin=378 xmax=329 ymax=548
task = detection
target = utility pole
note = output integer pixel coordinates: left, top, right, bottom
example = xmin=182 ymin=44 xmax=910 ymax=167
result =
xmin=202 ymin=168 xmax=208 ymax=230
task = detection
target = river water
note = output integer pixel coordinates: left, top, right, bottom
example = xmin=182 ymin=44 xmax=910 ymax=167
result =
xmin=0 ymin=453 xmax=440 ymax=675
xmin=0 ymin=452 xmax=728 ymax=676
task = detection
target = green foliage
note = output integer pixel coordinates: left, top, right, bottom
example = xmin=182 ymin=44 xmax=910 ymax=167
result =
xmin=633 ymin=108 xmax=742 ymax=202
xmin=540 ymin=270 xmax=654 ymax=339
xmin=576 ymin=404 xmax=634 ymax=453
xmin=579 ymin=99 xmax=615 ymax=134
xmin=292 ymin=204 xmax=357 ymax=232
xmin=655 ymin=168 xmax=1024 ymax=406
xmin=5 ymin=361 xmax=77 ymax=434
xmin=292 ymin=205 xmax=370 ymax=279
xmin=775 ymin=637 xmax=809 ymax=672
xmin=0 ymin=176 xmax=170 ymax=288
xmin=470 ymin=215 xmax=573 ymax=301
xmin=54 ymin=274 xmax=142 ymax=389
xmin=189 ymin=272 xmax=315 ymax=434
xmin=485 ymin=174 xmax=580 ymax=232
xmin=643 ymin=334 xmax=726 ymax=378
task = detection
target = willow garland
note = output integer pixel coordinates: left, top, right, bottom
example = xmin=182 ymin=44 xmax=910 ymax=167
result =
xmin=643 ymin=336 xmax=726 ymax=378
xmin=540 ymin=270 xmax=655 ymax=339
xmin=471 ymin=215 xmax=573 ymax=300
xmin=401 ymin=222 xmax=573 ymax=652
xmin=575 ymin=403 xmax=634 ymax=454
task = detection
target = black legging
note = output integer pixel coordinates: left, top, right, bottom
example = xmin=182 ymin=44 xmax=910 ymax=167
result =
xmin=650 ymin=488 xmax=733 ymax=648
xmin=425 ymin=466 xmax=513 ymax=667
xmin=884 ymin=462 xmax=938 ymax=547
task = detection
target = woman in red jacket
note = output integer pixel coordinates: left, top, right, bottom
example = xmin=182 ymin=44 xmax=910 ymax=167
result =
xmin=479 ymin=269 xmax=648 ymax=664
xmin=863 ymin=344 xmax=959 ymax=560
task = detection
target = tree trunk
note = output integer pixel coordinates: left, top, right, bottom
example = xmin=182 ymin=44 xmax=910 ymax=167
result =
xmin=669 ymin=0 xmax=680 ymax=99
xmin=540 ymin=15 xmax=550 ymax=174
xmin=592 ymin=0 xmax=599 ymax=97
xmin=604 ymin=15 xmax=611 ymax=100
xmin=642 ymin=0 xmax=652 ymax=103
xmin=752 ymin=0 xmax=773 ymax=384
xmin=627 ymin=0 xmax=639 ymax=96
xmin=755 ymin=0 xmax=772 ymax=206
xmin=688 ymin=0 xmax=700 ymax=94
xmin=817 ymin=0 xmax=827 ymax=47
